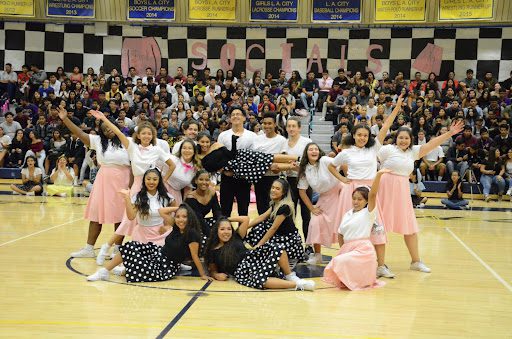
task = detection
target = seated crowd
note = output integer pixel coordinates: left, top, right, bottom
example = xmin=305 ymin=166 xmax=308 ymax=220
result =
xmin=0 ymin=63 xmax=511 ymax=201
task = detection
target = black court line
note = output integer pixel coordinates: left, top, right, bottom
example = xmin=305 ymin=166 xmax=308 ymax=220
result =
xmin=156 ymin=280 xmax=212 ymax=339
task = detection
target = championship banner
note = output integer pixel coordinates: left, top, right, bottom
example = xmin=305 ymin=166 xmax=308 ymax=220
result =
xmin=374 ymin=0 xmax=425 ymax=22
xmin=189 ymin=0 xmax=236 ymax=20
xmin=128 ymin=0 xmax=175 ymax=21
xmin=311 ymin=0 xmax=361 ymax=22
xmin=0 ymin=0 xmax=34 ymax=17
xmin=250 ymin=0 xmax=298 ymax=22
xmin=439 ymin=0 xmax=494 ymax=21
xmin=47 ymin=0 xmax=95 ymax=18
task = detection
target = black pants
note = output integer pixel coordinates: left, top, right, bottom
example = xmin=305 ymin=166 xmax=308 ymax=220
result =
xmin=255 ymin=175 xmax=278 ymax=215
xmin=287 ymin=176 xmax=312 ymax=241
xmin=220 ymin=174 xmax=251 ymax=217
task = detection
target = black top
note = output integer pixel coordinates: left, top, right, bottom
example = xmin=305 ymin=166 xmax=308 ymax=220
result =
xmin=208 ymin=237 xmax=248 ymax=275
xmin=272 ymin=205 xmax=296 ymax=236
xmin=446 ymin=180 xmax=463 ymax=201
xmin=185 ymin=195 xmax=222 ymax=235
xmin=161 ymin=227 xmax=201 ymax=263
xmin=202 ymin=146 xmax=234 ymax=173
xmin=482 ymin=159 xmax=503 ymax=173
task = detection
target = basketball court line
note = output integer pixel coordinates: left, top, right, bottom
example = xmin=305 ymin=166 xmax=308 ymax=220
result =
xmin=445 ymin=227 xmax=512 ymax=293
xmin=0 ymin=218 xmax=82 ymax=247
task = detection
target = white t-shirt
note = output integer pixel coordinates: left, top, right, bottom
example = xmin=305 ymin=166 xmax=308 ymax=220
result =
xmin=423 ymin=145 xmax=444 ymax=162
xmin=217 ymin=129 xmax=257 ymax=151
xmin=252 ymin=134 xmax=287 ymax=154
xmin=167 ymin=155 xmax=196 ymax=190
xmin=50 ymin=167 xmax=75 ymax=185
xmin=131 ymin=192 xmax=174 ymax=227
xmin=332 ymin=140 xmax=382 ymax=180
xmin=89 ymin=134 xmax=130 ymax=166
xmin=0 ymin=135 xmax=12 ymax=151
xmin=22 ymin=167 xmax=43 ymax=179
xmin=128 ymin=140 xmax=171 ymax=176
xmin=283 ymin=136 xmax=312 ymax=177
xmin=297 ymin=156 xmax=338 ymax=194
xmin=378 ymin=144 xmax=421 ymax=177
xmin=338 ymin=207 xmax=376 ymax=242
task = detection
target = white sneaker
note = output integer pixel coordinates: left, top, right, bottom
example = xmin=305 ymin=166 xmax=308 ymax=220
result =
xmin=506 ymin=188 xmax=512 ymax=196
xmin=12 ymin=191 xmax=20 ymax=195
xmin=410 ymin=261 xmax=431 ymax=273
xmin=96 ymin=243 xmax=110 ymax=266
xmin=285 ymin=271 xmax=301 ymax=283
xmin=418 ymin=203 xmax=425 ymax=208
xmin=318 ymin=117 xmax=325 ymax=121
xmin=306 ymin=253 xmax=322 ymax=265
xmin=70 ymin=246 xmax=96 ymax=258
xmin=180 ymin=264 xmax=192 ymax=271
xmin=377 ymin=265 xmax=396 ymax=278
xmin=87 ymin=268 xmax=109 ymax=281
xmin=26 ymin=191 xmax=35 ymax=196
xmin=112 ymin=265 xmax=126 ymax=276
xmin=295 ymin=279 xmax=315 ymax=291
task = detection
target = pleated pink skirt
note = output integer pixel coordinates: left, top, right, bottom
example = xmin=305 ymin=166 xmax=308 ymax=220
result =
xmin=164 ymin=182 xmax=182 ymax=205
xmin=377 ymin=173 xmax=419 ymax=235
xmin=131 ymin=223 xmax=171 ymax=246
xmin=339 ymin=179 xmax=387 ymax=245
xmin=84 ymin=165 xmax=131 ymax=224
xmin=323 ymin=238 xmax=385 ymax=291
xmin=115 ymin=175 xmax=143 ymax=236
xmin=306 ymin=183 xmax=344 ymax=247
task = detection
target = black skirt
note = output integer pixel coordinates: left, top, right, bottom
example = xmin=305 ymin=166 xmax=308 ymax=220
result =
xmin=245 ymin=220 xmax=305 ymax=260
xmin=119 ymin=241 xmax=180 ymax=283
xmin=233 ymin=243 xmax=284 ymax=289
xmin=228 ymin=149 xmax=274 ymax=184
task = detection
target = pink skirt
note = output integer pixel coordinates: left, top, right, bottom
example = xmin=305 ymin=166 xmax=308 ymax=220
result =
xmin=323 ymin=238 xmax=385 ymax=291
xmin=377 ymin=173 xmax=419 ymax=235
xmin=115 ymin=175 xmax=143 ymax=236
xmin=339 ymin=179 xmax=387 ymax=245
xmin=84 ymin=165 xmax=131 ymax=224
xmin=164 ymin=182 xmax=183 ymax=205
xmin=131 ymin=223 xmax=171 ymax=246
xmin=306 ymin=183 xmax=344 ymax=247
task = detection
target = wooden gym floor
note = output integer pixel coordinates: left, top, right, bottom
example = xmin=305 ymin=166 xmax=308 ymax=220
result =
xmin=0 ymin=195 xmax=511 ymax=338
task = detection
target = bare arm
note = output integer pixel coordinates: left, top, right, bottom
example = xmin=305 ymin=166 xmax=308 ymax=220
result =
xmin=119 ymin=190 xmax=137 ymax=221
xmin=256 ymin=215 xmax=284 ymax=247
xmin=368 ymin=169 xmax=390 ymax=212
xmin=377 ymin=94 xmax=403 ymax=144
xmin=328 ymin=163 xmax=350 ymax=184
xmin=89 ymin=110 xmax=129 ymax=149
xmin=209 ymin=263 xmax=228 ymax=281
xmin=418 ymin=120 xmax=464 ymax=159
xmin=162 ymin=158 xmax=176 ymax=182
xmin=188 ymin=242 xmax=211 ymax=280
xmin=248 ymin=208 xmax=272 ymax=228
xmin=299 ymin=188 xmax=320 ymax=215
xmin=57 ymin=107 xmax=90 ymax=146
xmin=229 ymin=216 xmax=250 ymax=238
xmin=338 ymin=234 xmax=344 ymax=247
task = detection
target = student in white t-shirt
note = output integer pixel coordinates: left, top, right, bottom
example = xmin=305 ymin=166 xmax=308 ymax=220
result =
xmin=10 ymin=155 xmax=43 ymax=195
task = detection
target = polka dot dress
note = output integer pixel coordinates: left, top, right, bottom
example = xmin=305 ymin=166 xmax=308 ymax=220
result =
xmin=234 ymin=243 xmax=285 ymax=289
xmin=228 ymin=149 xmax=274 ymax=184
xmin=245 ymin=220 xmax=305 ymax=261
xmin=119 ymin=241 xmax=180 ymax=283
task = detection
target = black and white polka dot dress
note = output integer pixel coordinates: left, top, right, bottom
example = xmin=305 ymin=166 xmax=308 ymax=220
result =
xmin=244 ymin=206 xmax=305 ymax=260
xmin=233 ymin=243 xmax=285 ymax=289
xmin=228 ymin=149 xmax=274 ymax=184
xmin=119 ymin=241 xmax=180 ymax=283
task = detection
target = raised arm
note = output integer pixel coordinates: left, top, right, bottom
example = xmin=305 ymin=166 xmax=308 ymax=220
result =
xmin=57 ymin=107 xmax=91 ymax=146
xmin=89 ymin=110 xmax=129 ymax=149
xmin=377 ymin=94 xmax=404 ymax=144
xmin=368 ymin=169 xmax=391 ymax=212
xmin=248 ymin=208 xmax=272 ymax=228
xmin=229 ymin=215 xmax=250 ymax=238
xmin=119 ymin=189 xmax=137 ymax=220
xmin=418 ymin=120 xmax=464 ymax=159
xmin=328 ymin=163 xmax=350 ymax=184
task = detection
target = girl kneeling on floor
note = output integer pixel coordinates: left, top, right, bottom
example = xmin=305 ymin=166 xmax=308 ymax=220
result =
xmin=206 ymin=217 xmax=315 ymax=291
xmin=323 ymin=168 xmax=390 ymax=291
xmin=87 ymin=199 xmax=210 ymax=282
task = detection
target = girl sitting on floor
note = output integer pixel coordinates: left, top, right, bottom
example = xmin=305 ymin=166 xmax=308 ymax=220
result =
xmin=323 ymin=168 xmax=390 ymax=291
xmin=10 ymin=155 xmax=43 ymax=196
xmin=206 ymin=217 xmax=315 ymax=291
xmin=46 ymin=155 xmax=75 ymax=197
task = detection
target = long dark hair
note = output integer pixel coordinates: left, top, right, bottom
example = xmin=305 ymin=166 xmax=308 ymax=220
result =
xmin=394 ymin=126 xmax=414 ymax=149
xmin=298 ymin=142 xmax=325 ymax=180
xmin=23 ymin=155 xmax=39 ymax=169
xmin=343 ymin=124 xmax=375 ymax=148
xmin=191 ymin=169 xmax=210 ymax=190
xmin=99 ymin=121 xmax=122 ymax=154
xmin=205 ymin=217 xmax=244 ymax=274
xmin=175 ymin=203 xmax=202 ymax=237
xmin=134 ymin=168 xmax=170 ymax=219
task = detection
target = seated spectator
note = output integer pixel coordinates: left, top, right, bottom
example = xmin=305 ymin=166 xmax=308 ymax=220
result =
xmin=419 ymin=138 xmax=446 ymax=181
xmin=504 ymin=148 xmax=512 ymax=197
xmin=46 ymin=155 xmax=75 ymax=197
xmin=479 ymin=148 xmax=506 ymax=202
xmin=446 ymin=140 xmax=469 ymax=179
xmin=493 ymin=124 xmax=511 ymax=155
xmin=45 ymin=129 xmax=67 ymax=175
xmin=331 ymin=122 xmax=349 ymax=153
xmin=455 ymin=125 xmax=478 ymax=149
xmin=0 ymin=112 xmax=22 ymax=139
xmin=300 ymin=71 xmax=319 ymax=109
xmin=441 ymin=171 xmax=469 ymax=210
xmin=0 ymin=126 xmax=11 ymax=167
xmin=10 ymin=155 xmax=43 ymax=196
xmin=410 ymin=169 xmax=427 ymax=208
xmin=82 ymin=150 xmax=99 ymax=196
xmin=6 ymin=129 xmax=28 ymax=168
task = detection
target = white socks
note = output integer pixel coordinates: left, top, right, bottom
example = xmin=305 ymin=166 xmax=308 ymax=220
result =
xmin=285 ymin=272 xmax=301 ymax=283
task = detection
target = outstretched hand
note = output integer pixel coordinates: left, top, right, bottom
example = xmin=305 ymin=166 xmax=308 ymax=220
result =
xmin=89 ymin=110 xmax=105 ymax=120
xmin=449 ymin=120 xmax=465 ymax=136
xmin=396 ymin=93 xmax=405 ymax=105
xmin=57 ymin=106 xmax=68 ymax=120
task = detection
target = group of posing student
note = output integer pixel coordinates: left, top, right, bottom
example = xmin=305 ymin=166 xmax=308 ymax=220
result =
xmin=66 ymin=102 xmax=463 ymax=291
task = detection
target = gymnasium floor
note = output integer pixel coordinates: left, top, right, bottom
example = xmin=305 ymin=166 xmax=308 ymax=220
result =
xmin=0 ymin=195 xmax=511 ymax=338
